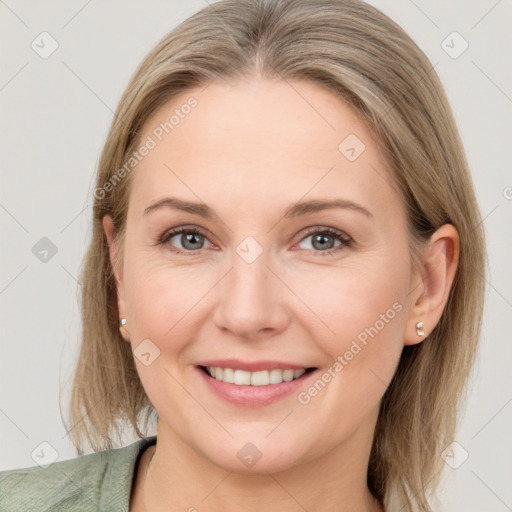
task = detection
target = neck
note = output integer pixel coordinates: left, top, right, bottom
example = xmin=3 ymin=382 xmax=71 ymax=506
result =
xmin=139 ymin=417 xmax=383 ymax=512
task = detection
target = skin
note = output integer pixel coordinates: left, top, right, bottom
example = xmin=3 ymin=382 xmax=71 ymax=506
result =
xmin=103 ymin=76 xmax=459 ymax=512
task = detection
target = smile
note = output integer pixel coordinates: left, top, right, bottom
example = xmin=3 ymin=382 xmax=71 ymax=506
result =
xmin=202 ymin=366 xmax=312 ymax=386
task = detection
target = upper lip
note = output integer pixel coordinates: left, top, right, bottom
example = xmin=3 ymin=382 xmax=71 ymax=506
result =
xmin=196 ymin=359 xmax=315 ymax=372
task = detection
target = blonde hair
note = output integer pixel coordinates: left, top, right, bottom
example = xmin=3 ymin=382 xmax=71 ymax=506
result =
xmin=66 ymin=0 xmax=486 ymax=510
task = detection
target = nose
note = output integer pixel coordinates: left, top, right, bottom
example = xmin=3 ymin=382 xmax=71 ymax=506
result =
xmin=212 ymin=248 xmax=291 ymax=342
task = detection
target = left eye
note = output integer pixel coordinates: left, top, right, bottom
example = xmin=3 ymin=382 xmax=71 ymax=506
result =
xmin=296 ymin=228 xmax=350 ymax=254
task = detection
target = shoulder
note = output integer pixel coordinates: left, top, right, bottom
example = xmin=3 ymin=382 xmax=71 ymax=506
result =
xmin=0 ymin=435 xmax=157 ymax=512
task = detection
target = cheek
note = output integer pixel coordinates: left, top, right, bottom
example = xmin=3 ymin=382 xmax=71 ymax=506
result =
xmin=122 ymin=259 xmax=213 ymax=408
xmin=289 ymin=260 xmax=409 ymax=436
xmin=123 ymin=251 xmax=217 ymax=348
xmin=289 ymin=252 xmax=410 ymax=384
xmin=294 ymin=257 xmax=408 ymax=336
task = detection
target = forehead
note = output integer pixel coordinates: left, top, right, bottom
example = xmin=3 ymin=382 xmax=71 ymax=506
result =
xmin=129 ymin=77 xmax=402 ymax=222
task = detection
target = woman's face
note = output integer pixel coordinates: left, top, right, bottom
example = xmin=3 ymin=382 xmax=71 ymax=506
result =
xmin=108 ymin=77 xmax=421 ymax=473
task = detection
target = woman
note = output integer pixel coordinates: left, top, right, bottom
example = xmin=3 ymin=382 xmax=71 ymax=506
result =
xmin=0 ymin=0 xmax=485 ymax=510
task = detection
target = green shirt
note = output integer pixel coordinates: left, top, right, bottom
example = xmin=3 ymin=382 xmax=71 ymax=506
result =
xmin=0 ymin=435 xmax=157 ymax=511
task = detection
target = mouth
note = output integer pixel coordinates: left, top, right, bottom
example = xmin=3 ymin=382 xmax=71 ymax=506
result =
xmin=198 ymin=365 xmax=317 ymax=386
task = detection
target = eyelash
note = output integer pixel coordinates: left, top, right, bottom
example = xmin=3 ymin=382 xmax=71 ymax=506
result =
xmin=159 ymin=226 xmax=352 ymax=257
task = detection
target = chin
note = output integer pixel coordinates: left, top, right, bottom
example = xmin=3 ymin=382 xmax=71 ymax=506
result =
xmin=213 ymin=450 xmax=304 ymax=476
xmin=195 ymin=433 xmax=315 ymax=476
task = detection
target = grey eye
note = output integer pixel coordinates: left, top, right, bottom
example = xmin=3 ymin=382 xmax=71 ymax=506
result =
xmin=298 ymin=232 xmax=342 ymax=251
xmin=169 ymin=231 xmax=209 ymax=251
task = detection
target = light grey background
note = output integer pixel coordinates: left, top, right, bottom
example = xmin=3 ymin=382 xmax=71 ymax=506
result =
xmin=1 ymin=1 xmax=511 ymax=510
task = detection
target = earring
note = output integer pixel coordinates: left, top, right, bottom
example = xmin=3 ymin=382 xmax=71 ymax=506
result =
xmin=120 ymin=318 xmax=127 ymax=328
xmin=416 ymin=321 xmax=425 ymax=336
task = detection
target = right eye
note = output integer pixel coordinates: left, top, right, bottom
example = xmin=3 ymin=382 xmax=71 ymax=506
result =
xmin=160 ymin=227 xmax=215 ymax=254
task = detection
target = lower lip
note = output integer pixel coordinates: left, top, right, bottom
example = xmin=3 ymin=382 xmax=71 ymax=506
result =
xmin=196 ymin=366 xmax=317 ymax=407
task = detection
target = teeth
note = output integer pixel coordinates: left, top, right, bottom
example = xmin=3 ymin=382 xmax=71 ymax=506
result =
xmin=223 ymin=367 xmax=234 ymax=383
xmin=234 ymin=369 xmax=251 ymax=385
xmin=251 ymin=370 xmax=269 ymax=386
xmin=205 ymin=366 xmax=306 ymax=385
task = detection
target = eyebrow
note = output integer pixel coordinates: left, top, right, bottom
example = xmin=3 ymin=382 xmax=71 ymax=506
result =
xmin=143 ymin=197 xmax=373 ymax=219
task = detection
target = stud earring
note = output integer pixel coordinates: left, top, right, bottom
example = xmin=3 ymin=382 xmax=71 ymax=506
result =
xmin=120 ymin=318 xmax=127 ymax=328
xmin=416 ymin=321 xmax=425 ymax=336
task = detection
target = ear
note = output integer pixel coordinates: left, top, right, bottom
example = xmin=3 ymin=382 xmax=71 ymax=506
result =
xmin=404 ymin=224 xmax=459 ymax=346
xmin=103 ymin=215 xmax=129 ymax=342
